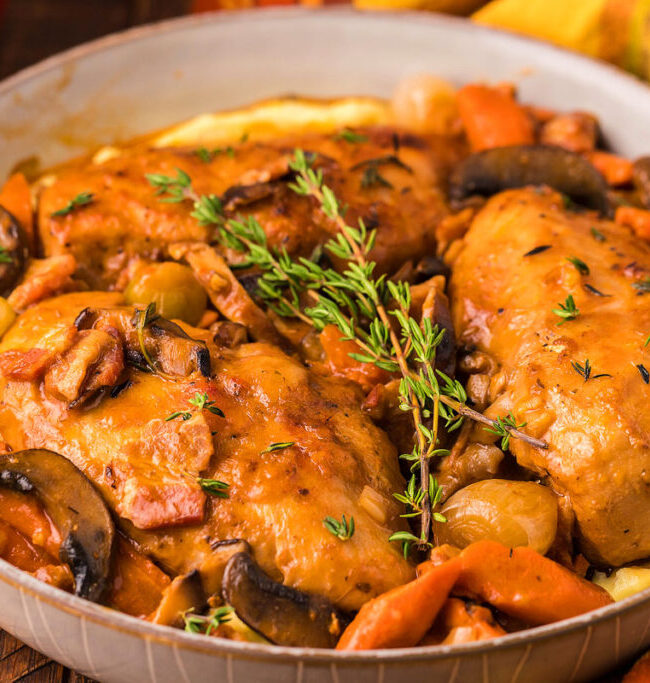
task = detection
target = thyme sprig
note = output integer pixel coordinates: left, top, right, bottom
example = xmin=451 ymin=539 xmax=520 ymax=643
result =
xmin=197 ymin=478 xmax=230 ymax=498
xmin=51 ymin=191 xmax=94 ymax=217
xmin=324 ymin=514 xmax=355 ymax=540
xmin=260 ymin=442 xmax=295 ymax=454
xmin=166 ymin=391 xmax=225 ymax=421
xmin=552 ymin=294 xmax=580 ymax=325
xmin=145 ymin=153 xmax=548 ymax=551
xmin=566 ymin=256 xmax=589 ymax=275
xmin=571 ymin=358 xmax=611 ymax=382
xmin=183 ymin=606 xmax=233 ymax=635
xmin=485 ymin=412 xmax=526 ymax=451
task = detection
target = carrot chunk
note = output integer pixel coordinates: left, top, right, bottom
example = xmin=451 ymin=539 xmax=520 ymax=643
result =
xmin=105 ymin=536 xmax=170 ymax=618
xmin=457 ymin=84 xmax=535 ymax=152
xmin=336 ymin=558 xmax=461 ymax=650
xmin=588 ymin=151 xmax=634 ymax=186
xmin=456 ymin=540 xmax=612 ymax=625
xmin=615 ymin=206 xmax=650 ymax=241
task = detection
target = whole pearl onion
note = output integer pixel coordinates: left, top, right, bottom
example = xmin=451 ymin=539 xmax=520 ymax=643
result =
xmin=438 ymin=479 xmax=558 ymax=554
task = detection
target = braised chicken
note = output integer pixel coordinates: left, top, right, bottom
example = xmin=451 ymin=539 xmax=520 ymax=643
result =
xmin=0 ymin=81 xmax=647 ymax=650
xmin=449 ymin=188 xmax=650 ymax=566
xmin=38 ymin=128 xmax=461 ymax=289
xmin=0 ymin=292 xmax=413 ymax=611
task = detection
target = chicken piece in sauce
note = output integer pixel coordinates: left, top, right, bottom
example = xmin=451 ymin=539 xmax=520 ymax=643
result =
xmin=38 ymin=128 xmax=462 ymax=288
xmin=0 ymin=292 xmax=414 ymax=611
xmin=449 ymin=188 xmax=650 ymax=567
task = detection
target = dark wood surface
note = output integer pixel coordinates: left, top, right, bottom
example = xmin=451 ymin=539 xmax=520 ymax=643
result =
xmin=0 ymin=1 xmax=643 ymax=681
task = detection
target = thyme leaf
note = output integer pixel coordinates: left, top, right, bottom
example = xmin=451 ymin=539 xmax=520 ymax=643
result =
xmin=566 ymin=256 xmax=590 ymax=275
xmin=333 ymin=129 xmax=368 ymax=144
xmin=0 ymin=247 xmax=12 ymax=264
xmin=552 ymin=294 xmax=580 ymax=325
xmin=523 ymin=245 xmax=551 ymax=257
xmin=323 ymin=514 xmax=355 ymax=541
xmin=485 ymin=412 xmax=526 ymax=450
xmin=197 ymin=478 xmax=230 ymax=498
xmin=633 ymin=278 xmax=650 ymax=294
xmin=183 ymin=606 xmax=233 ymax=635
xmin=571 ymin=358 xmax=611 ymax=381
xmin=591 ymin=227 xmax=606 ymax=242
xmin=51 ymin=191 xmax=94 ymax=217
xmin=260 ymin=441 xmax=295 ymax=454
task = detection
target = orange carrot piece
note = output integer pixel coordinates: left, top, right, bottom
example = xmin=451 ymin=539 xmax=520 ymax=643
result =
xmin=456 ymin=540 xmax=612 ymax=625
xmin=320 ymin=324 xmax=390 ymax=390
xmin=588 ymin=151 xmax=634 ymax=186
xmin=0 ymin=173 xmax=34 ymax=252
xmin=623 ymin=650 xmax=650 ymax=683
xmin=105 ymin=536 xmax=171 ymax=618
xmin=0 ymin=519 xmax=59 ymax=573
xmin=336 ymin=558 xmax=461 ymax=650
xmin=616 ymin=206 xmax=650 ymax=241
xmin=439 ymin=597 xmax=506 ymax=644
xmin=457 ymin=84 xmax=535 ymax=152
xmin=0 ymin=487 xmax=61 ymax=558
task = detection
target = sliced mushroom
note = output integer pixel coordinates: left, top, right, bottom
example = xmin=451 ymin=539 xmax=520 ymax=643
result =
xmin=152 ymin=539 xmax=250 ymax=626
xmin=449 ymin=145 xmax=611 ymax=215
xmin=0 ymin=206 xmax=29 ymax=297
xmin=151 ymin=569 xmax=205 ymax=627
xmin=633 ymin=157 xmax=650 ymax=208
xmin=222 ymin=552 xmax=351 ymax=647
xmin=74 ymin=306 xmax=211 ymax=378
xmin=0 ymin=449 xmax=115 ymax=601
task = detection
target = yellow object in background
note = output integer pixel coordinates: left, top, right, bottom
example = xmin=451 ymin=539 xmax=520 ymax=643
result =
xmin=353 ymin=0 xmax=485 ymax=14
xmin=473 ymin=0 xmax=650 ymax=81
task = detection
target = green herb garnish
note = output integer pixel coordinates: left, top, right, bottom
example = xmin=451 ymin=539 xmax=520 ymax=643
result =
xmin=485 ymin=412 xmax=527 ymax=450
xmin=591 ymin=227 xmax=606 ymax=242
xmin=183 ymin=606 xmax=233 ymax=635
xmin=324 ymin=514 xmax=355 ymax=541
xmin=333 ymin=129 xmax=368 ymax=144
xmin=197 ymin=478 xmax=230 ymax=498
xmin=571 ymin=358 xmax=611 ymax=382
xmin=552 ymin=294 xmax=580 ymax=325
xmin=0 ymin=247 xmax=12 ymax=264
xmin=260 ymin=441 xmax=295 ymax=454
xmin=566 ymin=256 xmax=589 ymax=275
xmin=145 ymin=149 xmax=548 ymax=552
xmin=633 ymin=278 xmax=650 ymax=294
xmin=51 ymin=191 xmax=94 ymax=217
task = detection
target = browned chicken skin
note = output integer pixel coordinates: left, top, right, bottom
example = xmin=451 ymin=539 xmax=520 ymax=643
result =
xmin=0 ymin=292 xmax=414 ymax=610
xmin=450 ymin=188 xmax=650 ymax=566
xmin=38 ymin=128 xmax=461 ymax=288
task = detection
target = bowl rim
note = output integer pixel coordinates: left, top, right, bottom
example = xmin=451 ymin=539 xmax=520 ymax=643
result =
xmin=1 ymin=5 xmax=649 ymax=664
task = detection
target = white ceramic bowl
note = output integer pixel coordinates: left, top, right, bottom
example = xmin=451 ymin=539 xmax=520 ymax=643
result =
xmin=1 ymin=9 xmax=650 ymax=682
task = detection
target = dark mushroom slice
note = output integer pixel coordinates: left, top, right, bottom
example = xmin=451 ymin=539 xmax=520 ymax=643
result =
xmin=449 ymin=145 xmax=611 ymax=216
xmin=151 ymin=539 xmax=252 ymax=626
xmin=0 ymin=206 xmax=29 ymax=297
xmin=633 ymin=157 xmax=650 ymax=208
xmin=222 ymin=552 xmax=351 ymax=648
xmin=75 ymin=306 xmax=211 ymax=378
xmin=0 ymin=449 xmax=115 ymax=602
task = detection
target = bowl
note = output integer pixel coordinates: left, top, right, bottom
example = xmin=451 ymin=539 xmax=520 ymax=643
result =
xmin=1 ymin=8 xmax=650 ymax=682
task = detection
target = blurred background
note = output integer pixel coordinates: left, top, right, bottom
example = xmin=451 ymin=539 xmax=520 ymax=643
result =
xmin=0 ymin=0 xmax=648 ymax=82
